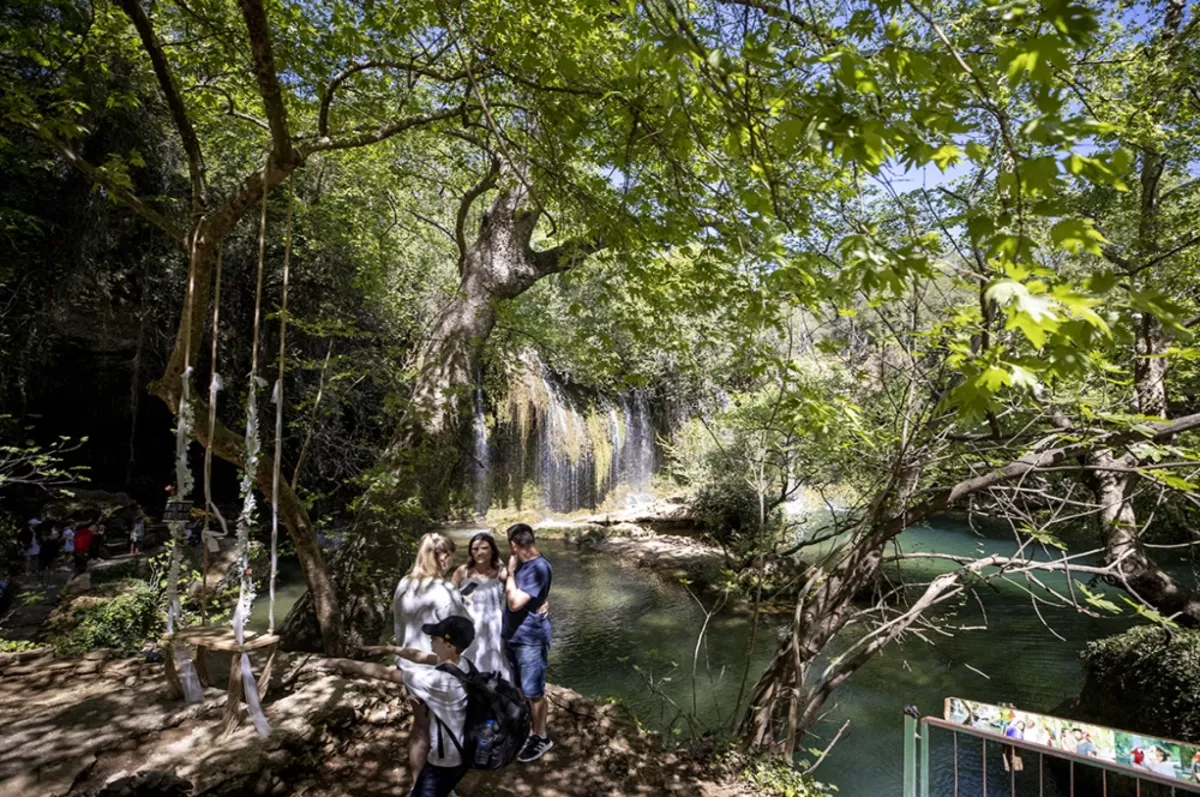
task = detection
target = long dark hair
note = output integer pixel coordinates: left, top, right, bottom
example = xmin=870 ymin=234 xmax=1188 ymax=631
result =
xmin=466 ymin=532 xmax=502 ymax=572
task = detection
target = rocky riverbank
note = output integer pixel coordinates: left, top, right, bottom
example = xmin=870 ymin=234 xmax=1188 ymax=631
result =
xmin=0 ymin=647 xmax=746 ymax=797
xmin=556 ymin=522 xmax=728 ymax=582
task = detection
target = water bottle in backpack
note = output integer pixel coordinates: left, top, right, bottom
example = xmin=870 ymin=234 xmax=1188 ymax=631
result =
xmin=476 ymin=719 xmax=497 ymax=758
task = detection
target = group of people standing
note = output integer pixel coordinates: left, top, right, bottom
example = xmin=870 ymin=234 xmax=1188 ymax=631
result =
xmin=390 ymin=523 xmax=553 ymax=797
xmin=17 ymin=516 xmax=108 ymax=582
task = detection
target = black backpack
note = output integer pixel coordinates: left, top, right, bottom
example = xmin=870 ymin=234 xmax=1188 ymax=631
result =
xmin=430 ymin=658 xmax=531 ymax=771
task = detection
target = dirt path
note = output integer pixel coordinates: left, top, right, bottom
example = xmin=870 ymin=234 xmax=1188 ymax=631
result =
xmin=0 ymin=649 xmax=743 ymax=797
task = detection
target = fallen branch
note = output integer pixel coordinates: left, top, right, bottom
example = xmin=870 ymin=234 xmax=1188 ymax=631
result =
xmin=326 ymin=658 xmax=405 ymax=684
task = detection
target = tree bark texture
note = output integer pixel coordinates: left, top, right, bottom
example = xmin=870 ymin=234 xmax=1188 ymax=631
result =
xmin=1087 ymin=450 xmax=1200 ymax=624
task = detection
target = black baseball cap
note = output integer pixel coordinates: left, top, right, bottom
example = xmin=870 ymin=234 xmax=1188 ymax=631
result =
xmin=421 ymin=615 xmax=476 ymax=652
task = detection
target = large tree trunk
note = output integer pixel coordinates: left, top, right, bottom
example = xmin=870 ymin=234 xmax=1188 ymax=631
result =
xmin=740 ymin=524 xmax=888 ymax=752
xmin=279 ymin=175 xmax=601 ymax=650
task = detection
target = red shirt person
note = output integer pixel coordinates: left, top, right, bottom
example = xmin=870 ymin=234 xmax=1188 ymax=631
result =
xmin=74 ymin=525 xmax=94 ymax=556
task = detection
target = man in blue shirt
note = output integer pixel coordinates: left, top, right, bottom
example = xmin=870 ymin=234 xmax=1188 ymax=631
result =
xmin=503 ymin=523 xmax=553 ymax=762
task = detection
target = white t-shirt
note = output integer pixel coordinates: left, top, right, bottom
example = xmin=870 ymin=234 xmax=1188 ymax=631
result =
xmin=392 ymin=576 xmax=467 ymax=676
xmin=405 ymin=660 xmax=471 ymax=767
xmin=62 ymin=528 xmax=75 ymax=553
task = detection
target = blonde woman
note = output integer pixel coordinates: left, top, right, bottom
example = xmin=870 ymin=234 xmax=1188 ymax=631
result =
xmin=393 ymin=532 xmax=467 ymax=790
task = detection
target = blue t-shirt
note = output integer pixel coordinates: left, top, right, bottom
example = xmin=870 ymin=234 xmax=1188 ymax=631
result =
xmin=503 ymin=556 xmax=552 ymax=645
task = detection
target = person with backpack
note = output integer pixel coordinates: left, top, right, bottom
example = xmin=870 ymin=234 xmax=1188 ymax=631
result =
xmin=393 ymin=614 xmax=532 ymax=797
xmin=502 ymin=523 xmax=554 ymax=762
xmin=393 ymin=616 xmax=475 ymax=797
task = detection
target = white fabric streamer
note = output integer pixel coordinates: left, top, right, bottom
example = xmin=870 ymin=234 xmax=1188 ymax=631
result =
xmin=240 ymin=653 xmax=271 ymax=737
xmin=177 ymin=655 xmax=205 ymax=704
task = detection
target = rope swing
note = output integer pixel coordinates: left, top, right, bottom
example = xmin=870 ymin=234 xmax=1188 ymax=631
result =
xmin=160 ymin=153 xmax=290 ymax=738
xmin=201 ymin=248 xmax=224 ymax=626
xmin=226 ymin=153 xmax=275 ymax=737
xmin=167 ymin=233 xmax=204 ymax=705
xmin=268 ymin=172 xmax=293 ymax=635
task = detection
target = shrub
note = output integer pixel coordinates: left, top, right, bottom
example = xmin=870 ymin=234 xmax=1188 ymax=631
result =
xmin=691 ymin=467 xmax=785 ymax=560
xmin=742 ymin=756 xmax=838 ymax=796
xmin=50 ymin=581 xmax=161 ymax=655
xmin=1080 ymin=624 xmax=1200 ymax=740
xmin=0 ymin=638 xmax=39 ymax=653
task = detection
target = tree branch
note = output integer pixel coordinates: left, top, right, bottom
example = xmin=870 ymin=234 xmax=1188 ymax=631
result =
xmin=25 ymin=121 xmax=185 ymax=243
xmin=714 ymin=0 xmax=822 ymax=38
xmin=318 ymin=59 xmax=472 ymax=137
xmin=116 ymin=0 xmax=207 ymax=213
xmin=455 ymin=154 xmax=501 ymax=268
xmin=529 ymin=236 xmax=605 ymax=277
xmin=236 ymin=0 xmax=295 ymax=163
xmin=881 ymin=409 xmax=1200 ymax=542
xmin=184 ymin=83 xmax=270 ymax=132
xmin=302 ymin=105 xmax=468 ymax=153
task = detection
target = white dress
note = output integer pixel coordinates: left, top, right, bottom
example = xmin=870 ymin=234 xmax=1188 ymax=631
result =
xmin=393 ymin=576 xmax=467 ymax=677
xmin=461 ymin=573 xmax=513 ymax=682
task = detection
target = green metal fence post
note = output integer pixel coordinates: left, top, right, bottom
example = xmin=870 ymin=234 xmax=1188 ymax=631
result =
xmin=920 ymin=718 xmax=930 ymax=797
xmin=904 ymin=706 xmax=920 ymax=797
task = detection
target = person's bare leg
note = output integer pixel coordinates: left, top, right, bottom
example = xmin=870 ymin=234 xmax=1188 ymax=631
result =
xmin=530 ymin=695 xmax=548 ymax=738
xmin=409 ymin=700 xmax=430 ymax=786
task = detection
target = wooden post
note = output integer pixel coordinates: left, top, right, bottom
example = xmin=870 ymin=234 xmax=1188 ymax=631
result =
xmin=194 ymin=644 xmax=210 ymax=687
xmin=222 ymin=653 xmax=244 ymax=734
xmin=163 ymin=640 xmax=182 ymax=699
xmin=257 ymin=644 xmax=277 ymax=700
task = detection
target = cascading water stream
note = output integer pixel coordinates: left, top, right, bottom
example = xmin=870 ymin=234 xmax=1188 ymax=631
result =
xmin=484 ymin=361 xmax=664 ymax=515
xmin=472 ymin=384 xmax=489 ymax=516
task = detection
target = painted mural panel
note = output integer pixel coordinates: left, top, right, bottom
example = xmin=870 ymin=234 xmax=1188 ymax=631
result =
xmin=945 ymin=697 xmax=1200 ymax=785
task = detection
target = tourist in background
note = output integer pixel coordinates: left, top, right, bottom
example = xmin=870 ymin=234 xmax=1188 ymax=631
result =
xmin=453 ymin=532 xmax=513 ymax=682
xmin=394 ymin=532 xmax=466 ymax=788
xmin=73 ymin=521 xmax=93 ymax=574
xmin=130 ymin=515 xmax=144 ymax=555
xmin=37 ymin=526 xmax=60 ymax=582
xmin=60 ymin=521 xmax=75 ymax=569
xmin=93 ymin=520 xmax=107 ymax=560
xmin=19 ymin=518 xmax=40 ymax=578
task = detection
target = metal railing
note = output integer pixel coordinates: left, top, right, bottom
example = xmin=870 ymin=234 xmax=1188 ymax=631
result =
xmin=903 ymin=708 xmax=1200 ymax=797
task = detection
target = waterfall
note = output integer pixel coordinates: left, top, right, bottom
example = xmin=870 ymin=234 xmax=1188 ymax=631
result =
xmin=472 ymin=384 xmax=489 ymax=516
xmin=623 ymin=390 xmax=655 ymax=504
xmin=489 ymin=360 xmax=666 ymax=515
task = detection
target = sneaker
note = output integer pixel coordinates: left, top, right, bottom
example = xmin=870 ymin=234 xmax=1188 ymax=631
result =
xmin=517 ymin=734 xmax=554 ymax=763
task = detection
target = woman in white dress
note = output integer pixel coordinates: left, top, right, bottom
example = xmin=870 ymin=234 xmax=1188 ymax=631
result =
xmin=452 ymin=533 xmax=512 ymax=682
xmin=393 ymin=532 xmax=466 ymax=787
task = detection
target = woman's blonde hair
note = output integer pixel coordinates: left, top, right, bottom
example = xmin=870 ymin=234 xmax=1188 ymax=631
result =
xmin=408 ymin=532 xmax=456 ymax=583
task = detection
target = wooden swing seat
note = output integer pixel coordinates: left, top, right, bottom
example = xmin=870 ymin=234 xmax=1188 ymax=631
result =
xmin=163 ymin=625 xmax=279 ymax=734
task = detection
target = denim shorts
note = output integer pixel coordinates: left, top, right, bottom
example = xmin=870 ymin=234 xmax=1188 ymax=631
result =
xmin=506 ymin=639 xmax=549 ymax=699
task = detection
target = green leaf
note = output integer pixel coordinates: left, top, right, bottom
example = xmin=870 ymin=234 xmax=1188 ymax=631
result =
xmin=1076 ymin=582 xmax=1122 ymax=615
xmin=1050 ymin=218 xmax=1107 ymax=255
xmin=931 ymin=143 xmax=963 ymax=172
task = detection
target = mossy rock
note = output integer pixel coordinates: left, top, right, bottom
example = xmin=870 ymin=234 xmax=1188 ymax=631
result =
xmin=1078 ymin=624 xmax=1200 ymax=741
